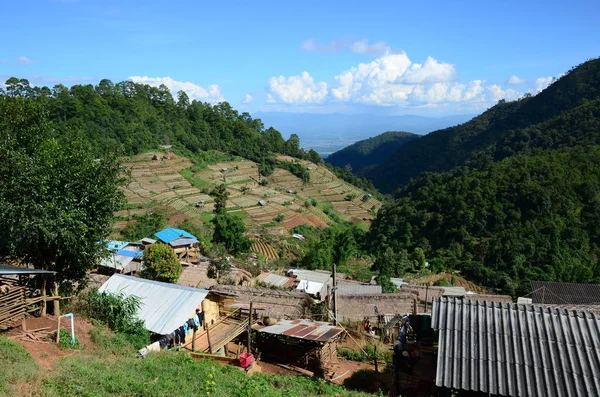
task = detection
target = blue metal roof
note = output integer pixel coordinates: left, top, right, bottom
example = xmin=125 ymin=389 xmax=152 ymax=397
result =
xmin=106 ymin=240 xmax=129 ymax=252
xmin=116 ymin=249 xmax=143 ymax=258
xmin=154 ymin=228 xmax=196 ymax=244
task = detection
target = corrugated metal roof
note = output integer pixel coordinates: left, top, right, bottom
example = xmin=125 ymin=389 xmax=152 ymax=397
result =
xmin=257 ymin=319 xmax=344 ymax=342
xmin=99 ymin=254 xmax=134 ymax=271
xmin=287 ymin=269 xmax=332 ymax=284
xmin=531 ymin=280 xmax=600 ymax=305
xmin=0 ymin=265 xmax=56 ymax=275
xmin=336 ymin=284 xmax=382 ymax=295
xmin=154 ymin=228 xmax=196 ymax=244
xmin=432 ymin=297 xmax=600 ymax=397
xmin=98 ymin=274 xmax=208 ymax=335
xmin=169 ymin=237 xmax=199 ymax=247
xmin=140 ymin=238 xmax=157 ymax=244
xmin=106 ymin=240 xmax=129 ymax=252
xmin=257 ymin=272 xmax=296 ymax=288
xmin=391 ymin=278 xmax=407 ymax=288
xmin=437 ymin=286 xmax=466 ymax=296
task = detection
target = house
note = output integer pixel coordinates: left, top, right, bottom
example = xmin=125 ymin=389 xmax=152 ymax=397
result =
xmin=154 ymin=228 xmax=199 ymax=261
xmin=209 ymin=285 xmax=313 ymax=320
xmin=256 ymin=272 xmax=296 ymax=289
xmin=105 ymin=240 xmax=129 ymax=252
xmin=98 ymin=252 xmax=143 ymax=275
xmin=98 ymin=274 xmax=209 ymax=335
xmin=253 ymin=319 xmax=344 ymax=377
xmin=431 ymin=297 xmax=600 ymax=397
xmin=335 ymin=292 xmax=417 ymax=323
xmin=287 ymin=269 xmax=332 ymax=300
xmin=531 ymin=280 xmax=600 ymax=305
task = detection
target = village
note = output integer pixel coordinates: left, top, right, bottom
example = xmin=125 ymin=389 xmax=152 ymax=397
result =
xmin=2 ymin=225 xmax=599 ymax=396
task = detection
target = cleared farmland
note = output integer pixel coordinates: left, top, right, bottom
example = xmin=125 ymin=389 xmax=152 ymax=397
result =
xmin=115 ymin=151 xmax=381 ymax=236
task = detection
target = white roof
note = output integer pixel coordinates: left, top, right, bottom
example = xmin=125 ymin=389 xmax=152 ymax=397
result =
xmin=99 ymin=254 xmax=134 ymax=271
xmin=98 ymin=274 xmax=208 ymax=335
xmin=287 ymin=269 xmax=332 ymax=284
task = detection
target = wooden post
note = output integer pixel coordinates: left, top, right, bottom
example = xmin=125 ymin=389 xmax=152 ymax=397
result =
xmin=22 ymin=318 xmax=27 ymax=332
xmin=206 ymin=323 xmax=213 ymax=354
xmin=424 ymin=285 xmax=429 ymax=313
xmin=53 ymin=281 xmax=60 ymax=317
xmin=247 ymin=302 xmax=253 ymax=353
xmin=192 ymin=328 xmax=196 ymax=352
xmin=41 ymin=276 xmax=47 ymax=317
xmin=373 ymin=344 xmax=379 ymax=373
xmin=332 ymin=263 xmax=338 ymax=326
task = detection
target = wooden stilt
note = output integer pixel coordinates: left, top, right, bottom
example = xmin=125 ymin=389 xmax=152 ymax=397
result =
xmin=41 ymin=276 xmax=47 ymax=317
xmin=53 ymin=281 xmax=60 ymax=317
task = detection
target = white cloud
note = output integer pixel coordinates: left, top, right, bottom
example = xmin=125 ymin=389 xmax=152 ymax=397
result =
xmin=241 ymin=94 xmax=253 ymax=104
xmin=129 ymin=76 xmax=224 ymax=103
xmin=266 ymin=71 xmax=328 ymax=104
xmin=17 ymin=56 xmax=34 ymax=65
xmin=506 ymin=75 xmax=527 ymax=85
xmin=532 ymin=76 xmax=555 ymax=93
xmin=301 ymin=38 xmax=392 ymax=56
xmin=397 ymin=57 xmax=457 ymax=84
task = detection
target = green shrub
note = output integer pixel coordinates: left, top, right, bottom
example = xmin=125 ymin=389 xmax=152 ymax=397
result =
xmin=53 ymin=329 xmax=82 ymax=350
xmin=141 ymin=243 xmax=182 ymax=283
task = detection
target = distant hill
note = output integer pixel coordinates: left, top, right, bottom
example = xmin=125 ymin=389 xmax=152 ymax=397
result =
xmin=361 ymin=57 xmax=600 ymax=193
xmin=325 ymin=131 xmax=419 ymax=172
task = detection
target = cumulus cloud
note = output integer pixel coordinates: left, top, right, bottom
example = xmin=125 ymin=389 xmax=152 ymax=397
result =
xmin=266 ymin=72 xmax=328 ymax=104
xmin=266 ymin=51 xmax=539 ymax=111
xmin=532 ymin=76 xmax=555 ymax=93
xmin=241 ymin=94 xmax=253 ymax=104
xmin=301 ymin=38 xmax=391 ymax=56
xmin=17 ymin=56 xmax=34 ymax=65
xmin=506 ymin=75 xmax=527 ymax=85
xmin=129 ymin=76 xmax=224 ymax=103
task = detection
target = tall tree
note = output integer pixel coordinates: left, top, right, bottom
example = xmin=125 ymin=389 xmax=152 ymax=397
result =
xmin=0 ymin=97 xmax=125 ymax=287
xmin=141 ymin=243 xmax=182 ymax=283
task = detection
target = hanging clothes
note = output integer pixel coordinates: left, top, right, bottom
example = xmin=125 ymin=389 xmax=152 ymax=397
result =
xmin=193 ymin=314 xmax=200 ymax=328
xmin=183 ymin=322 xmax=189 ymax=335
xmin=178 ymin=326 xmax=186 ymax=343
xmin=186 ymin=318 xmax=195 ymax=331
xmin=158 ymin=335 xmax=169 ymax=348
xmin=197 ymin=311 xmax=204 ymax=328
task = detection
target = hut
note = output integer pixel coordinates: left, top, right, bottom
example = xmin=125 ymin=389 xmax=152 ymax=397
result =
xmin=335 ymin=292 xmax=417 ymax=323
xmin=154 ymin=228 xmax=199 ymax=261
xmin=253 ymin=319 xmax=344 ymax=376
xmin=0 ymin=265 xmax=59 ymax=329
xmin=208 ymin=285 xmax=313 ymax=320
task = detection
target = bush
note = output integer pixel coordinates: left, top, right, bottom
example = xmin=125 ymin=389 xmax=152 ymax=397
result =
xmin=53 ymin=329 xmax=82 ymax=350
xmin=141 ymin=243 xmax=182 ymax=283
xmin=80 ymin=289 xmax=150 ymax=348
xmin=274 ymin=213 xmax=285 ymax=223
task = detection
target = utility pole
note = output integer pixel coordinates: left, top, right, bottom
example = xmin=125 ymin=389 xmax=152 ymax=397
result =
xmin=247 ymin=302 xmax=253 ymax=353
xmin=332 ymin=263 xmax=338 ymax=326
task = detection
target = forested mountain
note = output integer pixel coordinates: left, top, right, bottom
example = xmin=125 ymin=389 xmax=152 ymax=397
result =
xmin=325 ymin=131 xmax=419 ymax=172
xmin=0 ymin=77 xmax=322 ymax=169
xmin=362 ymin=57 xmax=600 ymax=193
xmin=368 ymin=146 xmax=600 ymax=296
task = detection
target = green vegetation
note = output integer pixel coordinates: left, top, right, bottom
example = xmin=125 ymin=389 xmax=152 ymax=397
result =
xmin=78 ymin=289 xmax=151 ymax=348
xmin=141 ymin=243 xmax=183 ymax=283
xmin=121 ymin=210 xmax=167 ymax=241
xmin=326 ymin=131 xmax=419 ymax=172
xmin=369 ymin=147 xmax=600 ymax=296
xmin=0 ymin=336 xmax=38 ymax=396
xmin=0 ymin=96 xmax=125 ymax=289
xmin=211 ymin=184 xmax=251 ymax=253
xmin=276 ymin=160 xmax=310 ymax=183
xmin=363 ymin=58 xmax=600 ymax=192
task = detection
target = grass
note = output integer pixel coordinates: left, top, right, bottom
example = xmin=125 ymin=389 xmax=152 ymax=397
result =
xmin=180 ymin=167 xmax=211 ymax=189
xmin=198 ymin=212 xmax=215 ymax=224
xmin=0 ymin=336 xmax=38 ymax=396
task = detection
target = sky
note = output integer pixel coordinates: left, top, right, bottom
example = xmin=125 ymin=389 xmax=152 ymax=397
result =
xmin=1 ymin=0 xmax=599 ymax=117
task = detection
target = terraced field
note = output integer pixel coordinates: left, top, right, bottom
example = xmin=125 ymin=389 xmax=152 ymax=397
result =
xmin=115 ymin=151 xmax=381 ymax=236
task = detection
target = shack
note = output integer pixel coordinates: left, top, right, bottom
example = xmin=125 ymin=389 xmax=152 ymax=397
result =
xmin=99 ymin=274 xmax=208 ymax=335
xmin=0 ymin=265 xmax=59 ymax=329
xmin=253 ymin=319 xmax=344 ymax=376
xmin=209 ymin=285 xmax=313 ymax=320
xmin=154 ymin=228 xmax=199 ymax=261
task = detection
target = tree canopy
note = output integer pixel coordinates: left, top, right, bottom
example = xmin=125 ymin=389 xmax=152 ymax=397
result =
xmin=0 ymin=96 xmax=125 ymax=287
xmin=141 ymin=243 xmax=182 ymax=283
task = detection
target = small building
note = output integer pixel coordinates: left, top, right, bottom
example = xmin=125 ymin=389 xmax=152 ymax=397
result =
xmin=98 ymin=252 xmax=143 ymax=275
xmin=256 ymin=272 xmax=296 ymax=289
xmin=292 ymin=233 xmax=305 ymax=240
xmin=258 ymin=200 xmax=266 ymax=206
xmin=139 ymin=237 xmax=156 ymax=246
xmin=209 ymin=285 xmax=313 ymax=320
xmin=335 ymin=292 xmax=417 ymax=323
xmin=253 ymin=319 xmax=344 ymax=376
xmin=98 ymin=274 xmax=209 ymax=335
xmin=287 ymin=269 xmax=332 ymax=300
xmin=154 ymin=228 xmax=199 ymax=261
xmin=105 ymin=240 xmax=129 ymax=252
xmin=432 ymin=297 xmax=600 ymax=397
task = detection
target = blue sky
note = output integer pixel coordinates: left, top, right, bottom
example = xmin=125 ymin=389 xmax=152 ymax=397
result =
xmin=1 ymin=0 xmax=598 ymax=116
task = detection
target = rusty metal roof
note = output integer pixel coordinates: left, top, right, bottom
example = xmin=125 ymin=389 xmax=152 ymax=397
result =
xmin=257 ymin=319 xmax=344 ymax=342
xmin=432 ymin=297 xmax=600 ymax=397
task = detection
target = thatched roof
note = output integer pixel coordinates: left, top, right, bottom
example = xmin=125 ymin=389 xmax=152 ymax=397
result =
xmin=210 ymin=285 xmax=313 ymax=320
xmin=336 ymin=293 xmax=417 ymax=323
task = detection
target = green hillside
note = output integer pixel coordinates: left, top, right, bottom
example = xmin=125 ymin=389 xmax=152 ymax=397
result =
xmin=325 ymin=131 xmax=419 ymax=172
xmin=362 ymin=57 xmax=600 ymax=193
